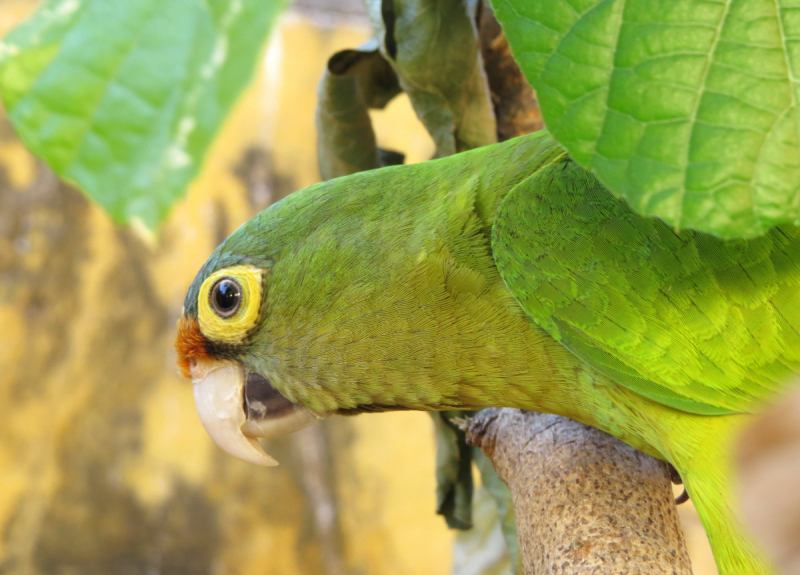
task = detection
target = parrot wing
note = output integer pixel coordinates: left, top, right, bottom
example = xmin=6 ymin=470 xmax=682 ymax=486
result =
xmin=491 ymin=157 xmax=800 ymax=415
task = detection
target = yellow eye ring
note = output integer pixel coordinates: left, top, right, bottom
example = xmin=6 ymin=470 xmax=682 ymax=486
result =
xmin=198 ymin=265 xmax=264 ymax=344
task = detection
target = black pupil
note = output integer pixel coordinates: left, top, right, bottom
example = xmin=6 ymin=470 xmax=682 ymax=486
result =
xmin=213 ymin=279 xmax=241 ymax=315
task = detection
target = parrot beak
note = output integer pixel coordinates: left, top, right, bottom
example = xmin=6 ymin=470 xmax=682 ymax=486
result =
xmin=191 ymin=359 xmax=324 ymax=466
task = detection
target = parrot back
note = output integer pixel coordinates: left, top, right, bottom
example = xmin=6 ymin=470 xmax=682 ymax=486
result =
xmin=492 ymin=158 xmax=800 ymax=415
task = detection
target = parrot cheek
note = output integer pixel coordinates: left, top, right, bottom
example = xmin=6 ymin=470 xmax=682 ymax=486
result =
xmin=190 ymin=358 xmax=326 ymax=467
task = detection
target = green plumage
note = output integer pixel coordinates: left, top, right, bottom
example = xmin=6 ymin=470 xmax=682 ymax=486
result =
xmin=493 ymin=159 xmax=800 ymax=416
xmin=186 ymin=131 xmax=795 ymax=574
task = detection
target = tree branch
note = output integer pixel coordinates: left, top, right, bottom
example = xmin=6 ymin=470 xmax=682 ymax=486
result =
xmin=477 ymin=4 xmax=543 ymax=140
xmin=464 ymin=409 xmax=693 ymax=574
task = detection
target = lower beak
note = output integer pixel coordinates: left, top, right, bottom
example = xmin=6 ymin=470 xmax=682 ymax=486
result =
xmin=191 ymin=359 xmax=325 ymax=466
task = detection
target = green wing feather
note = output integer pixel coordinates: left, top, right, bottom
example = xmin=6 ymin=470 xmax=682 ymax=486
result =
xmin=492 ymin=157 xmax=800 ymax=415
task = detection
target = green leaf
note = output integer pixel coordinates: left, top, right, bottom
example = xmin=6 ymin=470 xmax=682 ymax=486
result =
xmin=0 ymin=0 xmax=287 ymax=228
xmin=364 ymin=0 xmax=497 ymax=156
xmin=315 ymin=41 xmax=402 ymax=180
xmin=431 ymin=411 xmax=475 ymax=530
xmin=494 ymin=0 xmax=800 ymax=238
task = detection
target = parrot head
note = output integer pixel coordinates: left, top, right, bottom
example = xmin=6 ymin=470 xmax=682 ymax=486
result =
xmin=175 ymin=161 xmax=513 ymax=467
xmin=176 ymin=246 xmax=329 ymax=467
xmin=174 ymin=173 xmax=432 ymax=468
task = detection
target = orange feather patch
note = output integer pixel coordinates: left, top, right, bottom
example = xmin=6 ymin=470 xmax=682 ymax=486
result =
xmin=175 ymin=316 xmax=209 ymax=378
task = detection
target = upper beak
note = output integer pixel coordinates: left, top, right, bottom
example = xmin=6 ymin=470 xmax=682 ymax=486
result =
xmin=191 ymin=359 xmax=325 ymax=466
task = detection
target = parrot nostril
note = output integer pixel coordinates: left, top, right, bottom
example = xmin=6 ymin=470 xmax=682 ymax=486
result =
xmin=244 ymin=372 xmax=295 ymax=420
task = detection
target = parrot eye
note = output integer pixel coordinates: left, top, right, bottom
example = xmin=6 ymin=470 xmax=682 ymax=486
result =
xmin=210 ymin=278 xmax=242 ymax=318
xmin=197 ymin=265 xmax=264 ymax=344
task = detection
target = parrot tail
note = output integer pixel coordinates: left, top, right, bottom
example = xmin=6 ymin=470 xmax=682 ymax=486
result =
xmin=669 ymin=414 xmax=775 ymax=575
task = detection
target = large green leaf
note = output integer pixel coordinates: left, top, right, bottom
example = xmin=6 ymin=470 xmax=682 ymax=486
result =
xmin=494 ymin=0 xmax=800 ymax=238
xmin=0 ymin=0 xmax=286 ymax=228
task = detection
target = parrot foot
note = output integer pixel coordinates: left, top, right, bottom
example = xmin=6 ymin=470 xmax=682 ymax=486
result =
xmin=667 ymin=463 xmax=690 ymax=504
xmin=668 ymin=463 xmax=683 ymax=485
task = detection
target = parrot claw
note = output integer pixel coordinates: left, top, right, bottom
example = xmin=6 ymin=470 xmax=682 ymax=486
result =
xmin=666 ymin=463 xmax=689 ymax=504
xmin=191 ymin=359 xmax=325 ymax=466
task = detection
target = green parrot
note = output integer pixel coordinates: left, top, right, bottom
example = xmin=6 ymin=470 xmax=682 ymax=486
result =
xmin=177 ymin=130 xmax=799 ymax=575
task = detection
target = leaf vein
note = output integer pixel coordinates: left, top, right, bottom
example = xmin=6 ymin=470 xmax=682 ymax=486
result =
xmin=678 ymin=0 xmax=734 ymax=228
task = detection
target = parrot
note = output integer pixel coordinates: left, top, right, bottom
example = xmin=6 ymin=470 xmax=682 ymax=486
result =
xmin=176 ymin=130 xmax=800 ymax=575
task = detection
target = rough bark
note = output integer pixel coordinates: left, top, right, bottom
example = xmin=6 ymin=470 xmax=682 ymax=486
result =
xmin=465 ymin=410 xmax=693 ymax=575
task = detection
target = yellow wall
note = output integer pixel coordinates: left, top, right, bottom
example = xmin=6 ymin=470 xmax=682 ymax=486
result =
xmin=0 ymin=3 xmax=450 ymax=574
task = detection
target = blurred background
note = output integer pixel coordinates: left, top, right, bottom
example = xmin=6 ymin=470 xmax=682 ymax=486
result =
xmin=0 ymin=0 xmax=719 ymax=573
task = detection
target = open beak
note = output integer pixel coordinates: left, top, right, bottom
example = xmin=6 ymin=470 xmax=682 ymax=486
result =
xmin=191 ymin=359 xmax=325 ymax=466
